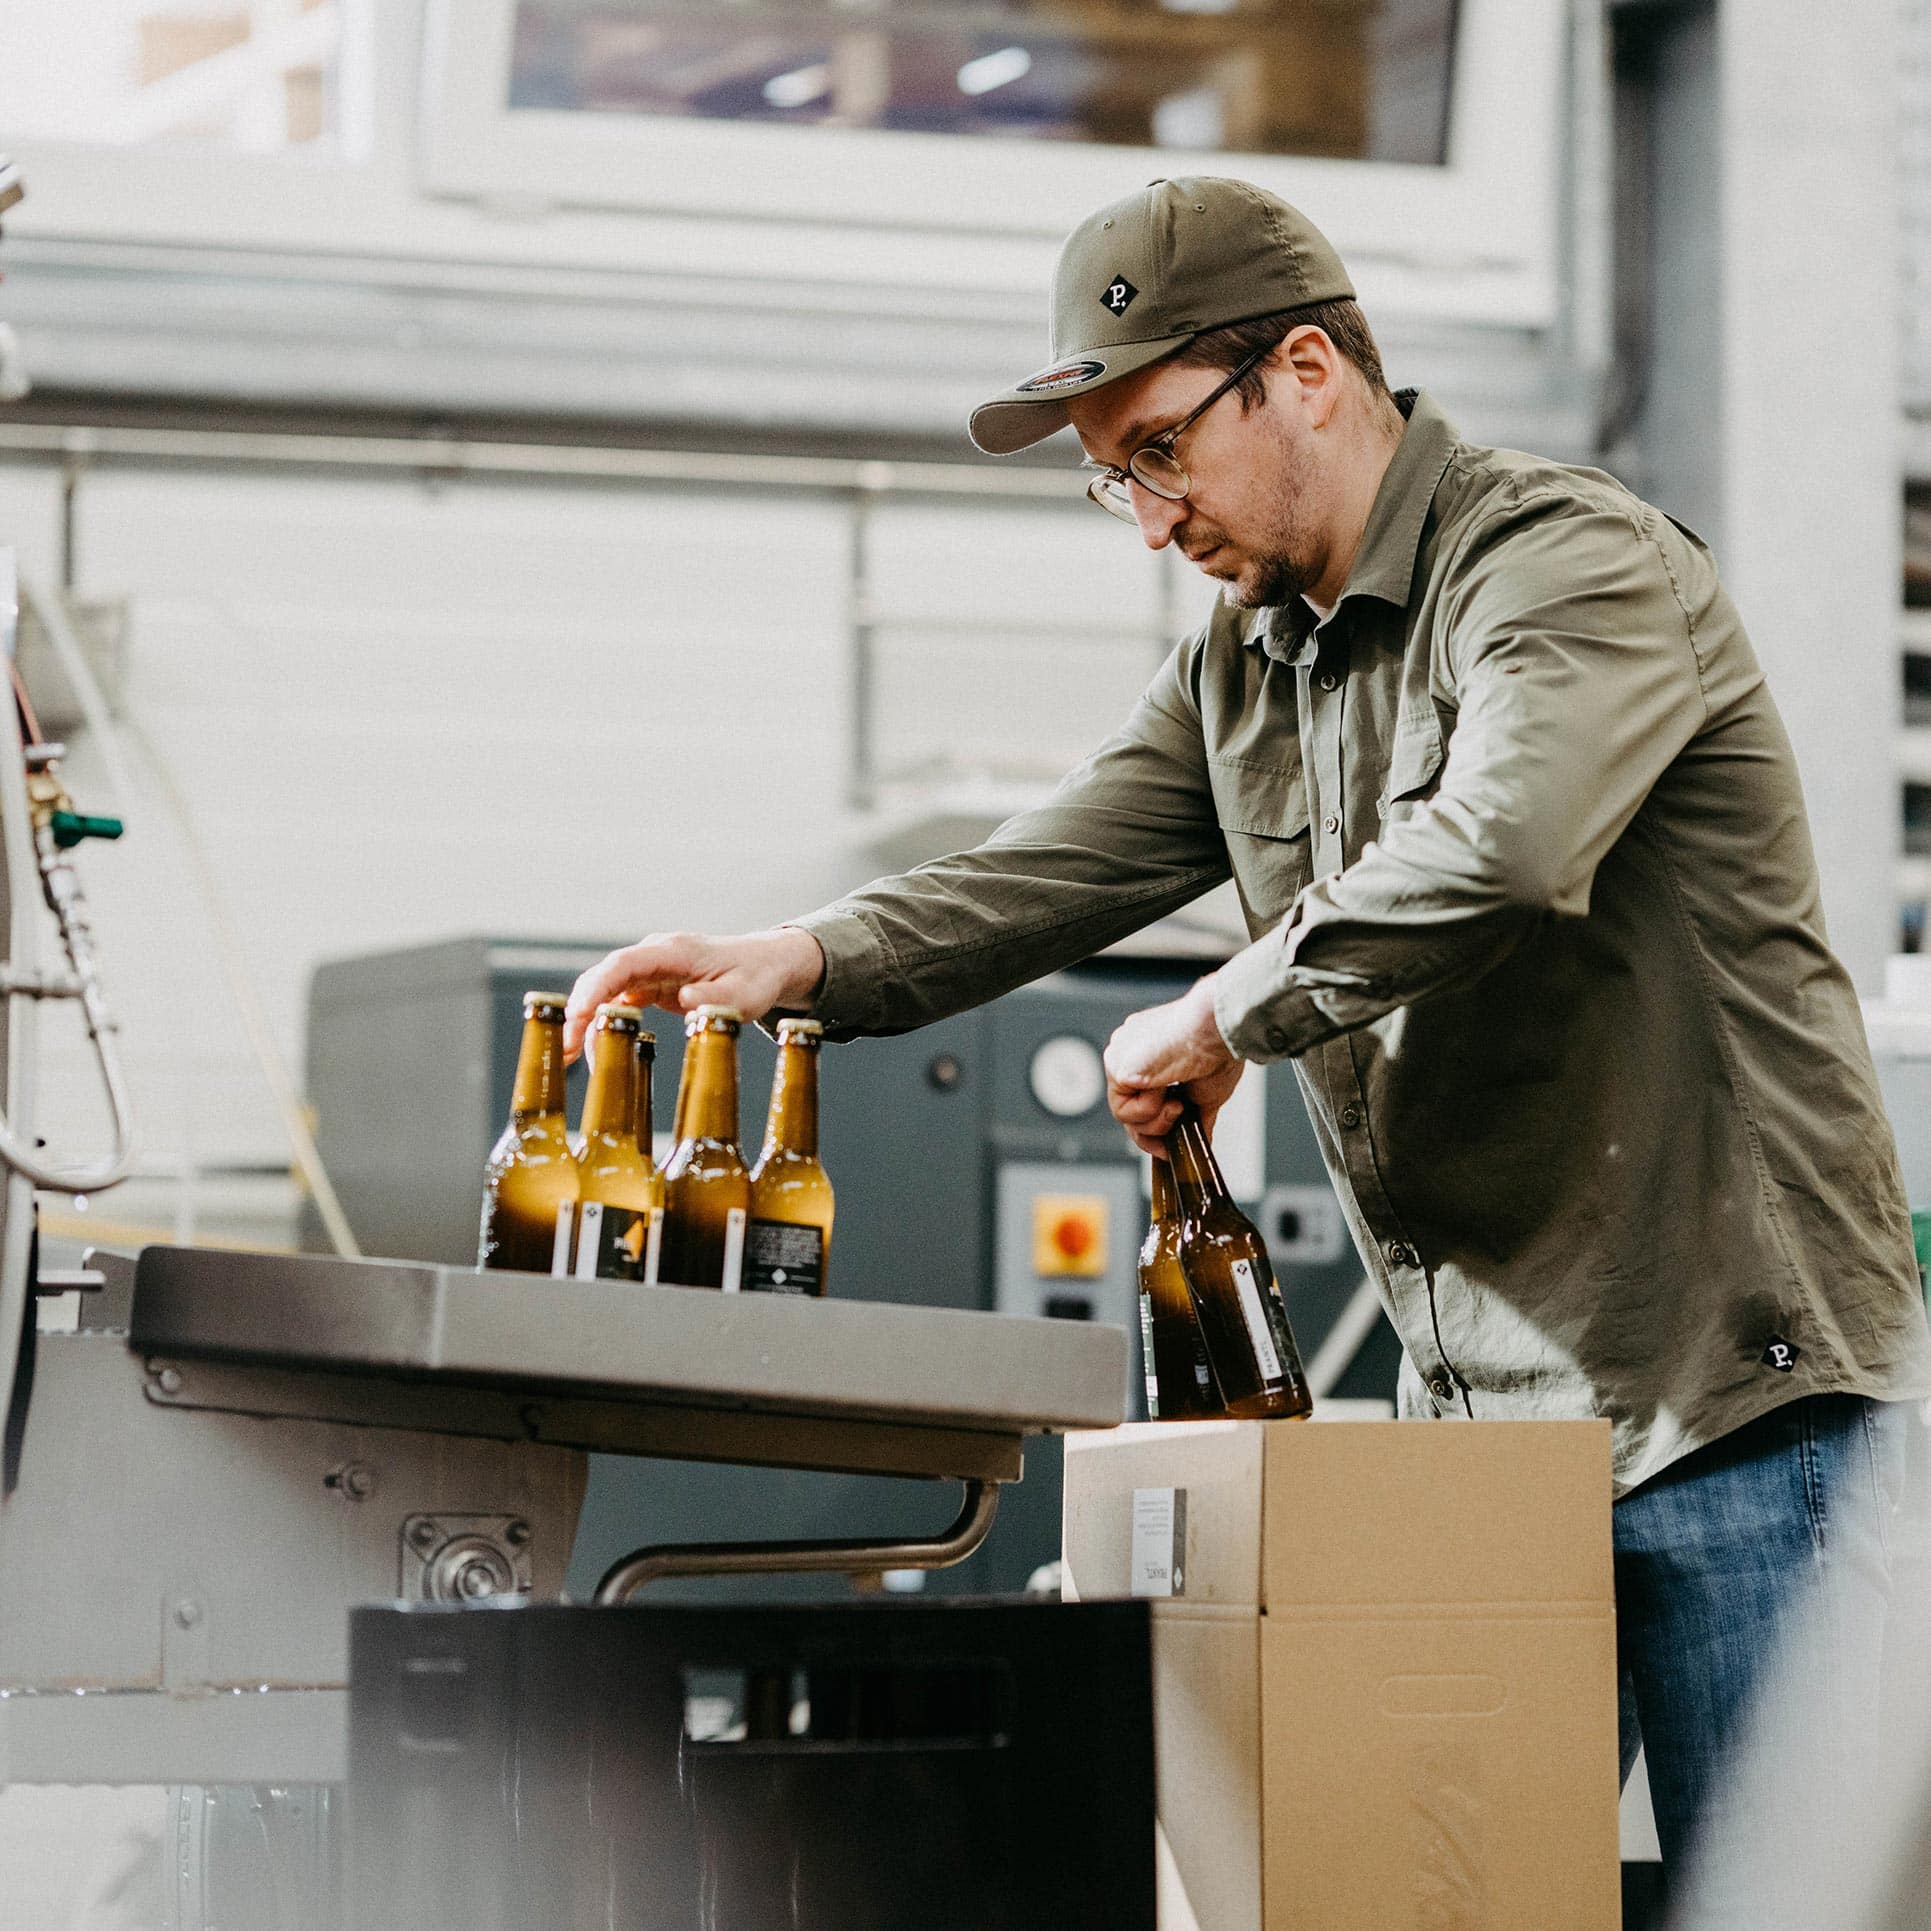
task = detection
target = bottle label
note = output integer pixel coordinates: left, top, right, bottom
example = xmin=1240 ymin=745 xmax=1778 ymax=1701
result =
xmin=1138 ymin=1290 xmax=1160 ymax=1418
xmin=1230 ymin=1258 xmax=1284 ymax=1386
xmin=642 ymin=1207 xmax=665 ymax=1287
xmin=720 ymin=1207 xmax=747 ymax=1293
xmin=744 ymin=1219 xmax=824 ymax=1294
xmin=550 ymin=1202 xmax=576 ymax=1277
xmin=572 ymin=1201 xmax=651 ymax=1282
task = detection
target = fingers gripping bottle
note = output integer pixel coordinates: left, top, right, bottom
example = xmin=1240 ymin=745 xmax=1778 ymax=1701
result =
xmin=1168 ymin=1103 xmax=1313 ymax=1420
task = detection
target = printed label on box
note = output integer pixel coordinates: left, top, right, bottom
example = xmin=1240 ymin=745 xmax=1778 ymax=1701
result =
xmin=1131 ymin=1486 xmax=1188 ymax=1599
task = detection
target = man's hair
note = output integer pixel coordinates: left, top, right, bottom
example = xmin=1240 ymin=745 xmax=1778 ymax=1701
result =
xmin=1170 ymin=299 xmax=1392 ymax=410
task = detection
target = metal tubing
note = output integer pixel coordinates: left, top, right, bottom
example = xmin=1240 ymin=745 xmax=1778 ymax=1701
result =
xmin=0 ymin=571 xmax=134 ymax=1193
xmin=0 ymin=421 xmax=1082 ymax=504
xmin=591 ymin=1476 xmax=1001 ymax=1605
xmin=0 ymin=553 xmax=36 ymax=1461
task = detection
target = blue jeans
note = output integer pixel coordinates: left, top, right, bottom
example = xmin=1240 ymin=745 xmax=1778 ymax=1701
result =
xmin=1613 ymin=1392 xmax=1916 ymax=1913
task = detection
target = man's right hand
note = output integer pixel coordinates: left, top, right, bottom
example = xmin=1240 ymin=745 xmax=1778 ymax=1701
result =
xmin=563 ymin=927 xmax=826 ymax=1060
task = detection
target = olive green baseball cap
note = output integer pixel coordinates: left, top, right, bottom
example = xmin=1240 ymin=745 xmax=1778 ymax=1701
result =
xmin=969 ymin=175 xmax=1355 ymax=456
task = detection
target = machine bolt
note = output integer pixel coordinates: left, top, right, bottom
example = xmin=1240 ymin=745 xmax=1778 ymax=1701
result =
xmin=454 ymin=1560 xmax=498 ymax=1600
xmin=154 ymin=1366 xmax=182 ymax=1396
xmin=504 ymin=1519 xmax=531 ymax=1548
xmin=173 ymin=1599 xmax=202 ymax=1629
xmin=326 ymin=1461 xmax=377 ymax=1500
xmin=407 ymin=1517 xmax=441 ymax=1553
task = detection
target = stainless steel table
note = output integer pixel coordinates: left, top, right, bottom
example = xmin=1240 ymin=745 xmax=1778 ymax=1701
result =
xmin=0 ymin=1245 xmax=1125 ymax=1784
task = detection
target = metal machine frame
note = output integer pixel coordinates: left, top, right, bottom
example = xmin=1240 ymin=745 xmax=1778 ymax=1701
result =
xmin=0 ymin=547 xmax=1127 ymax=1795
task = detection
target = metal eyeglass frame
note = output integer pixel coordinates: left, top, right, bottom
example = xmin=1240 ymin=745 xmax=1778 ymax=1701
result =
xmin=1084 ymin=340 xmax=1274 ymax=522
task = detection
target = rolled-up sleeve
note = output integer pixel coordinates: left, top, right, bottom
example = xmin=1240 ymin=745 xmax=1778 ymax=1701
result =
xmin=1214 ymin=499 xmax=1712 ymax=1061
xmin=792 ymin=639 xmax=1230 ymax=1038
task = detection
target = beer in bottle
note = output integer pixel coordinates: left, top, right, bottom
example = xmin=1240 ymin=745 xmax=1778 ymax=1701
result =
xmin=631 ymin=1022 xmax=666 ymax=1283
xmin=1139 ymin=1151 xmax=1221 ymax=1418
xmin=570 ymin=1003 xmax=663 ymax=1282
xmin=478 ymin=991 xmax=579 ymax=1274
xmin=1168 ymin=1104 xmax=1313 ymax=1420
xmin=658 ymin=1005 xmax=751 ymax=1290
xmin=746 ymin=1017 xmax=834 ymax=1295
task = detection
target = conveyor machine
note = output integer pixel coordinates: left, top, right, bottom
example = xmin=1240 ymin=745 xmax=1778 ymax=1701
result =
xmin=0 ymin=546 xmax=1126 ymax=1917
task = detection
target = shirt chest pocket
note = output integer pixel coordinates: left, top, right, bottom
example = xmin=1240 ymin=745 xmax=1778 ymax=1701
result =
xmin=1377 ymin=712 xmax=1447 ymax=828
xmin=1209 ymin=755 xmax=1311 ymax=930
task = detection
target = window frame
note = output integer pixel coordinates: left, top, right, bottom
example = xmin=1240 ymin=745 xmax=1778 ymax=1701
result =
xmin=419 ymin=0 xmax=1569 ymax=327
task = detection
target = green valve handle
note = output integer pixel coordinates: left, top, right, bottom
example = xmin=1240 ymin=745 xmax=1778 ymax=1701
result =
xmin=49 ymin=810 xmax=124 ymax=850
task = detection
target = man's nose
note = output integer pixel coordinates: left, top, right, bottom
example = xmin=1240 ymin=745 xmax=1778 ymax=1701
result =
xmin=1130 ymin=482 xmax=1187 ymax=550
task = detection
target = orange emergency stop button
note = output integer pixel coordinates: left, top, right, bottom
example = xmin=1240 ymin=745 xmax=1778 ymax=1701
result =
xmin=1033 ymin=1193 xmax=1108 ymax=1277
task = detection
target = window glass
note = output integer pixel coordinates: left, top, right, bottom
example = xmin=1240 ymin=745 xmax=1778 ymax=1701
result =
xmin=506 ymin=0 xmax=1458 ymax=165
xmin=0 ymin=0 xmax=365 ymax=153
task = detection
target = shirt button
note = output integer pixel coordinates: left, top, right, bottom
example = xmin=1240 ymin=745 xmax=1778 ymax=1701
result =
xmin=1265 ymin=1027 xmax=1288 ymax=1053
xmin=1428 ymin=1374 xmax=1454 ymax=1402
xmin=1387 ymin=1240 xmax=1415 ymax=1268
xmin=1317 ymin=671 xmax=1339 ymax=692
xmin=1340 ymin=1105 xmax=1361 ymax=1128
xmin=1322 ymin=813 xmax=1340 ymax=834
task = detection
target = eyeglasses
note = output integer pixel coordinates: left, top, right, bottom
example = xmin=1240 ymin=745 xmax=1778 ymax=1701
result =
xmin=1083 ymin=342 xmax=1274 ymax=523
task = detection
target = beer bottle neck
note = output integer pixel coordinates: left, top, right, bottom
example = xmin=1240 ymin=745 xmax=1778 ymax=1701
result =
xmin=580 ymin=1029 xmax=636 ymax=1139
xmin=633 ymin=1047 xmax=655 ymax=1155
xmin=762 ymin=1043 xmax=820 ymax=1158
xmin=674 ymin=1029 xmax=740 ymax=1142
xmin=1169 ymin=1113 xmax=1228 ymax=1213
xmin=1149 ymin=1150 xmax=1180 ymax=1222
xmin=510 ymin=1015 xmax=568 ymax=1120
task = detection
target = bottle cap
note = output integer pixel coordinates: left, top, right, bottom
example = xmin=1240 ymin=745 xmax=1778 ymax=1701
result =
xmin=687 ymin=1005 xmax=743 ymax=1032
xmin=776 ymin=1017 xmax=825 ymax=1042
xmin=523 ymin=991 xmax=569 ymax=1019
xmin=594 ymin=1002 xmax=645 ymax=1033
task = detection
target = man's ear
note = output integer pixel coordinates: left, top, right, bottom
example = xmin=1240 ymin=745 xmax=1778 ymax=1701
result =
xmin=1276 ymin=325 xmax=1343 ymax=428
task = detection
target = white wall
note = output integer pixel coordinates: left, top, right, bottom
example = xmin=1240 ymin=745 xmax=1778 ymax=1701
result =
xmin=0 ymin=461 xmax=1167 ymax=1242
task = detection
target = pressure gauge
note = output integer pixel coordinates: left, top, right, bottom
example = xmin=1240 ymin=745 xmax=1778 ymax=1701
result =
xmin=1028 ymin=1034 xmax=1105 ymax=1119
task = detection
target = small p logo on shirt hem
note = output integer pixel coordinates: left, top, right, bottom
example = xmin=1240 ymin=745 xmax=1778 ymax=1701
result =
xmin=1761 ymin=1336 xmax=1800 ymax=1373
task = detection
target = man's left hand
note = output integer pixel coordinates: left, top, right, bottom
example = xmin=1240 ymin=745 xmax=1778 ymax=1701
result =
xmin=1104 ymin=974 xmax=1244 ymax=1155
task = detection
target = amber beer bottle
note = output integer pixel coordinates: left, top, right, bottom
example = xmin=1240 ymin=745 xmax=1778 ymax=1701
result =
xmin=1168 ymin=1104 xmax=1313 ymax=1420
xmin=570 ymin=1003 xmax=663 ymax=1282
xmin=1139 ymin=1152 xmax=1221 ymax=1419
xmin=746 ymin=1017 xmax=834 ymax=1295
xmin=659 ymin=1005 xmax=752 ymax=1289
xmin=477 ymin=991 xmax=580 ymax=1274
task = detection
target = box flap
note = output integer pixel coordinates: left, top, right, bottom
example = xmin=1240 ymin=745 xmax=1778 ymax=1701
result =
xmin=1260 ymin=1421 xmax=1613 ymax=1610
xmin=1064 ymin=1422 xmax=1266 ymax=1607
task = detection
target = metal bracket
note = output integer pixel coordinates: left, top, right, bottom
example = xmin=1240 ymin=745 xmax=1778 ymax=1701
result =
xmin=592 ymin=1477 xmax=1001 ymax=1605
xmin=400 ymin=1512 xmax=534 ymax=1603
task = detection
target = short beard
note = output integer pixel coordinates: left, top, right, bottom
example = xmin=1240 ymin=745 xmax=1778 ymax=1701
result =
xmin=1218 ymin=550 xmax=1318 ymax=610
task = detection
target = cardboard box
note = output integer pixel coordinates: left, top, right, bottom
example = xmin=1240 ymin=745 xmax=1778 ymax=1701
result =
xmin=1063 ymin=1419 xmax=1619 ymax=1931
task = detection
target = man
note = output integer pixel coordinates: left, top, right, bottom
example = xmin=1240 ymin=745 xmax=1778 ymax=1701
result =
xmin=567 ymin=177 xmax=1931 ymax=1882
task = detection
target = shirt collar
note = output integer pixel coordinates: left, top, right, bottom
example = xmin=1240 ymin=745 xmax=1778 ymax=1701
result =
xmin=1246 ymin=389 xmax=1460 ymax=664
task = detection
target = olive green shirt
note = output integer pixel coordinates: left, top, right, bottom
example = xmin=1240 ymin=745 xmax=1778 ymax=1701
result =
xmin=795 ymin=390 xmax=1931 ymax=1494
